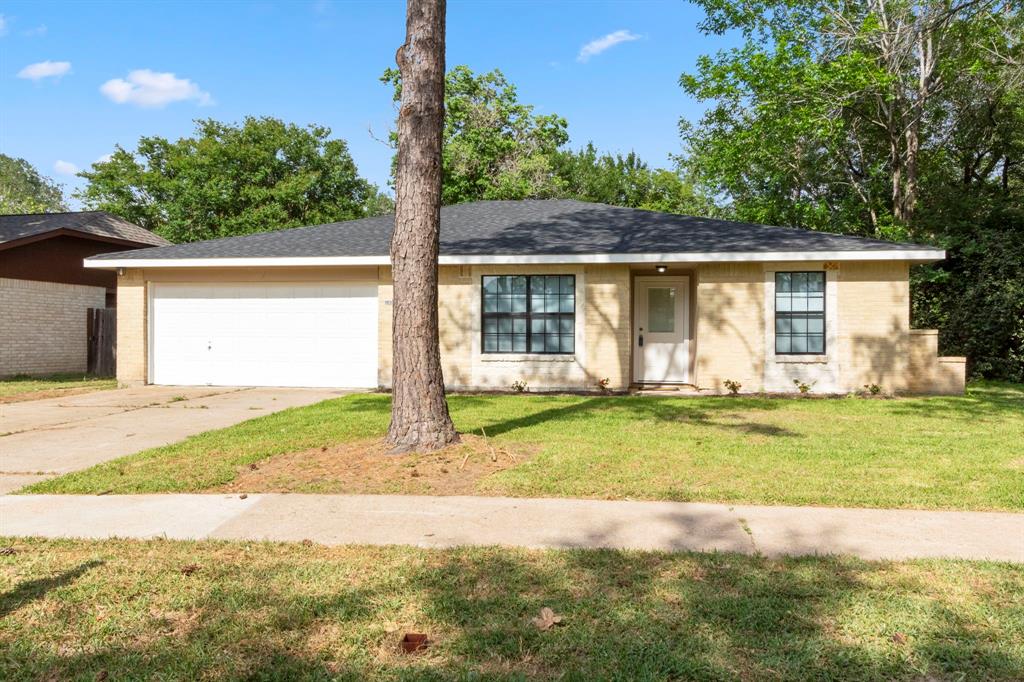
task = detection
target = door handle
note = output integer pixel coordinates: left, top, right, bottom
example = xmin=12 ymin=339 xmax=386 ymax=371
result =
xmin=638 ymin=334 xmax=644 ymax=347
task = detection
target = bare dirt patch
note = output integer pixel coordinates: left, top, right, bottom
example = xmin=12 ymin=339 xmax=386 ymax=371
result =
xmin=216 ymin=434 xmax=538 ymax=495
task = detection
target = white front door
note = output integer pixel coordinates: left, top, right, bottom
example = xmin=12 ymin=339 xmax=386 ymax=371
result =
xmin=633 ymin=276 xmax=690 ymax=384
xmin=149 ymin=282 xmax=379 ymax=388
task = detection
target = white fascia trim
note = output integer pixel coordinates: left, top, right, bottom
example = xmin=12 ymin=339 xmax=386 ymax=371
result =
xmin=83 ymin=249 xmax=945 ymax=269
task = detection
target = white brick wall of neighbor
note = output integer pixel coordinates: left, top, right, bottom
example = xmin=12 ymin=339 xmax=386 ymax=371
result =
xmin=0 ymin=278 xmax=106 ymax=376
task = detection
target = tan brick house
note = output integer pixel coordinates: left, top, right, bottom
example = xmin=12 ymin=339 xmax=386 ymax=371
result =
xmin=84 ymin=200 xmax=965 ymax=394
xmin=1 ymin=211 xmax=169 ymax=376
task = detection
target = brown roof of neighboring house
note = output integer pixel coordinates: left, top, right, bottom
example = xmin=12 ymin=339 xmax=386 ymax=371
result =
xmin=0 ymin=211 xmax=169 ymax=249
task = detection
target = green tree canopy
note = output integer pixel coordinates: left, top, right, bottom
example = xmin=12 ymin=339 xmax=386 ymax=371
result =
xmin=76 ymin=117 xmax=392 ymax=243
xmin=0 ymin=154 xmax=68 ymax=214
xmin=383 ymin=65 xmax=570 ymax=204
xmin=553 ymin=143 xmax=712 ymax=215
xmin=383 ymin=65 xmax=710 ymax=213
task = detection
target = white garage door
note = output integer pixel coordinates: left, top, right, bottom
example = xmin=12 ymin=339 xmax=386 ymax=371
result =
xmin=149 ymin=282 xmax=378 ymax=388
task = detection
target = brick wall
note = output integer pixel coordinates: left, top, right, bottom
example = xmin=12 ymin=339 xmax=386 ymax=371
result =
xmin=0 ymin=277 xmax=106 ymax=376
xmin=693 ymin=261 xmax=963 ymax=395
xmin=115 ymin=269 xmax=147 ymax=386
xmin=693 ymin=263 xmax=767 ymax=391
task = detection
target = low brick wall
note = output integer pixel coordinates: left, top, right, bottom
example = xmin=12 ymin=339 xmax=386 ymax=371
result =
xmin=0 ymin=277 xmax=106 ymax=376
xmin=907 ymin=329 xmax=967 ymax=395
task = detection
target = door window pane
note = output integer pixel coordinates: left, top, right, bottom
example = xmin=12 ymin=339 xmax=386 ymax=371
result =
xmin=648 ymin=287 xmax=675 ymax=333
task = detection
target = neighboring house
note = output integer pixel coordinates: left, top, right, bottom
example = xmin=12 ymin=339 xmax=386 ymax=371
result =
xmin=84 ymin=200 xmax=964 ymax=394
xmin=1 ymin=211 xmax=169 ymax=376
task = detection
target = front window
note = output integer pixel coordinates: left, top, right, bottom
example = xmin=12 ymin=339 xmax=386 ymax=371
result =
xmin=482 ymin=275 xmax=575 ymax=354
xmin=775 ymin=272 xmax=825 ymax=354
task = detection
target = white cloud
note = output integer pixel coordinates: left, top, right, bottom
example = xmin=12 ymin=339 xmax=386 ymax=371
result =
xmin=577 ymin=29 xmax=641 ymax=63
xmin=95 ymin=153 xmax=113 ymax=164
xmin=0 ymin=15 xmax=8 ymax=37
xmin=23 ymin=24 xmax=48 ymax=38
xmin=17 ymin=60 xmax=71 ymax=81
xmin=54 ymin=160 xmax=79 ymax=176
xmin=100 ymin=69 xmax=213 ymax=108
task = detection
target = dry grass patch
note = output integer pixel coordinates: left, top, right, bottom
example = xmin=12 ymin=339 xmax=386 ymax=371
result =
xmin=0 ymin=373 xmax=117 ymax=403
xmin=215 ymin=434 xmax=539 ymax=495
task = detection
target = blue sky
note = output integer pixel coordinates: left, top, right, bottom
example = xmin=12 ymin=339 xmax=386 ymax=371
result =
xmin=1 ymin=0 xmax=733 ymax=207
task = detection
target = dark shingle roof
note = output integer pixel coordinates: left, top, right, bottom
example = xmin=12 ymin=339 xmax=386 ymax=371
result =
xmin=87 ymin=200 xmax=937 ymax=261
xmin=1 ymin=211 xmax=169 ymax=248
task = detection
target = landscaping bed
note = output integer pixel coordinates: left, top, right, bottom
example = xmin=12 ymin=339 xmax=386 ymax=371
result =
xmin=23 ymin=382 xmax=1024 ymax=511
xmin=1 ymin=537 xmax=1021 ymax=680
xmin=215 ymin=434 xmax=538 ymax=496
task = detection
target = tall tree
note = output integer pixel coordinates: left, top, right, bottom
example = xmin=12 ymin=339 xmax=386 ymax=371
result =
xmin=680 ymin=0 xmax=1020 ymax=234
xmin=386 ymin=0 xmax=458 ymax=452
xmin=76 ymin=117 xmax=392 ymax=243
xmin=0 ymin=154 xmax=68 ymax=214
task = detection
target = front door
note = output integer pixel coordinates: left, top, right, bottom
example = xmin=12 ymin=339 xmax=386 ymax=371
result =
xmin=634 ymin=276 xmax=690 ymax=384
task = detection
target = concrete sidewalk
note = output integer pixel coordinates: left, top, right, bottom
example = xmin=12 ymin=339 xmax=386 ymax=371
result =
xmin=2 ymin=493 xmax=1021 ymax=562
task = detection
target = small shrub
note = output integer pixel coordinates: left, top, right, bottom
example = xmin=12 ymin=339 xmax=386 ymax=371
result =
xmin=596 ymin=377 xmax=611 ymax=393
xmin=723 ymin=379 xmax=742 ymax=396
xmin=792 ymin=379 xmax=815 ymax=394
xmin=511 ymin=379 xmax=528 ymax=393
xmin=863 ymin=383 xmax=882 ymax=396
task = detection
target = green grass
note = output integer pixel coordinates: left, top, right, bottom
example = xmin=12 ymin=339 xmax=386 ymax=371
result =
xmin=25 ymin=382 xmax=1024 ymax=511
xmin=1 ymin=537 xmax=1021 ymax=681
xmin=0 ymin=373 xmax=117 ymax=402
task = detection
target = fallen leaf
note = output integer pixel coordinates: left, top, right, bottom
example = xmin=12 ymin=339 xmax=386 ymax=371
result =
xmin=531 ymin=606 xmax=564 ymax=631
xmin=248 ymin=463 xmax=259 ymax=471
xmin=239 ymin=493 xmax=248 ymax=500
xmin=95 ymin=670 xmax=109 ymax=681
xmin=180 ymin=564 xmax=200 ymax=576
xmin=891 ymin=632 xmax=907 ymax=645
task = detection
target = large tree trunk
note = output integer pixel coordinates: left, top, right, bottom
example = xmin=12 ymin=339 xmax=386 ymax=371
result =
xmin=386 ymin=0 xmax=459 ymax=453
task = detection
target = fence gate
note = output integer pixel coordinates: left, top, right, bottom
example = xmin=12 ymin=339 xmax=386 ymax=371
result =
xmin=87 ymin=308 xmax=116 ymax=377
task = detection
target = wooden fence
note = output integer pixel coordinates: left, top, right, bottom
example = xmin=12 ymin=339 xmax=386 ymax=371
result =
xmin=87 ymin=307 xmax=116 ymax=377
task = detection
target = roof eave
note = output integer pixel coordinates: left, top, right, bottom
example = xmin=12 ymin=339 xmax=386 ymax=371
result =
xmin=83 ymin=249 xmax=946 ymax=270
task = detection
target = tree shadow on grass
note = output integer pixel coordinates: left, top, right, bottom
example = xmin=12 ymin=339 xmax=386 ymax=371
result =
xmin=0 ymin=559 xmax=103 ymax=619
xmin=448 ymin=394 xmax=802 ymax=440
xmin=4 ymin=541 xmax=1021 ymax=681
xmin=887 ymin=381 xmax=1024 ymax=421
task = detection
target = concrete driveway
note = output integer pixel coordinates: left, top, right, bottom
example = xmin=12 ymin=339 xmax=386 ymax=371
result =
xmin=0 ymin=386 xmax=349 ymax=493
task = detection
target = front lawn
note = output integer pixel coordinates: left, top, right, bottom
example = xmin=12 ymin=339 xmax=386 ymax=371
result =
xmin=1 ymin=538 xmax=1021 ymax=680
xmin=25 ymin=382 xmax=1024 ymax=511
xmin=0 ymin=373 xmax=117 ymax=403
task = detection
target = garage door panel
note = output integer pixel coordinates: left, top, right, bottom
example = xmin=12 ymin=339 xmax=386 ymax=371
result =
xmin=150 ymin=282 xmax=378 ymax=388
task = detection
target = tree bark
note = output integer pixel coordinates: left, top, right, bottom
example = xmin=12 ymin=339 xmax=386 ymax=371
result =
xmin=386 ymin=0 xmax=459 ymax=453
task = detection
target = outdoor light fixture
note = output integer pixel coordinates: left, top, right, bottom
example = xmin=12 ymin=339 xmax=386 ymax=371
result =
xmin=655 ymin=265 xmax=668 ymax=274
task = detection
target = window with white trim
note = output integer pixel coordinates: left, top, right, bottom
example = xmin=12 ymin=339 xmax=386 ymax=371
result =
xmin=481 ymin=275 xmax=575 ymax=354
xmin=775 ymin=272 xmax=825 ymax=354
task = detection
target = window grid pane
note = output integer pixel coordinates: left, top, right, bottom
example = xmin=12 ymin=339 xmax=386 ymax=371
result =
xmin=482 ymin=275 xmax=575 ymax=355
xmin=775 ymin=272 xmax=825 ymax=355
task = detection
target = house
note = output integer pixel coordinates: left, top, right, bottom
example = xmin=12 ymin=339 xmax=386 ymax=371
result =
xmin=1 ymin=211 xmax=169 ymax=376
xmin=82 ymin=200 xmax=965 ymax=394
